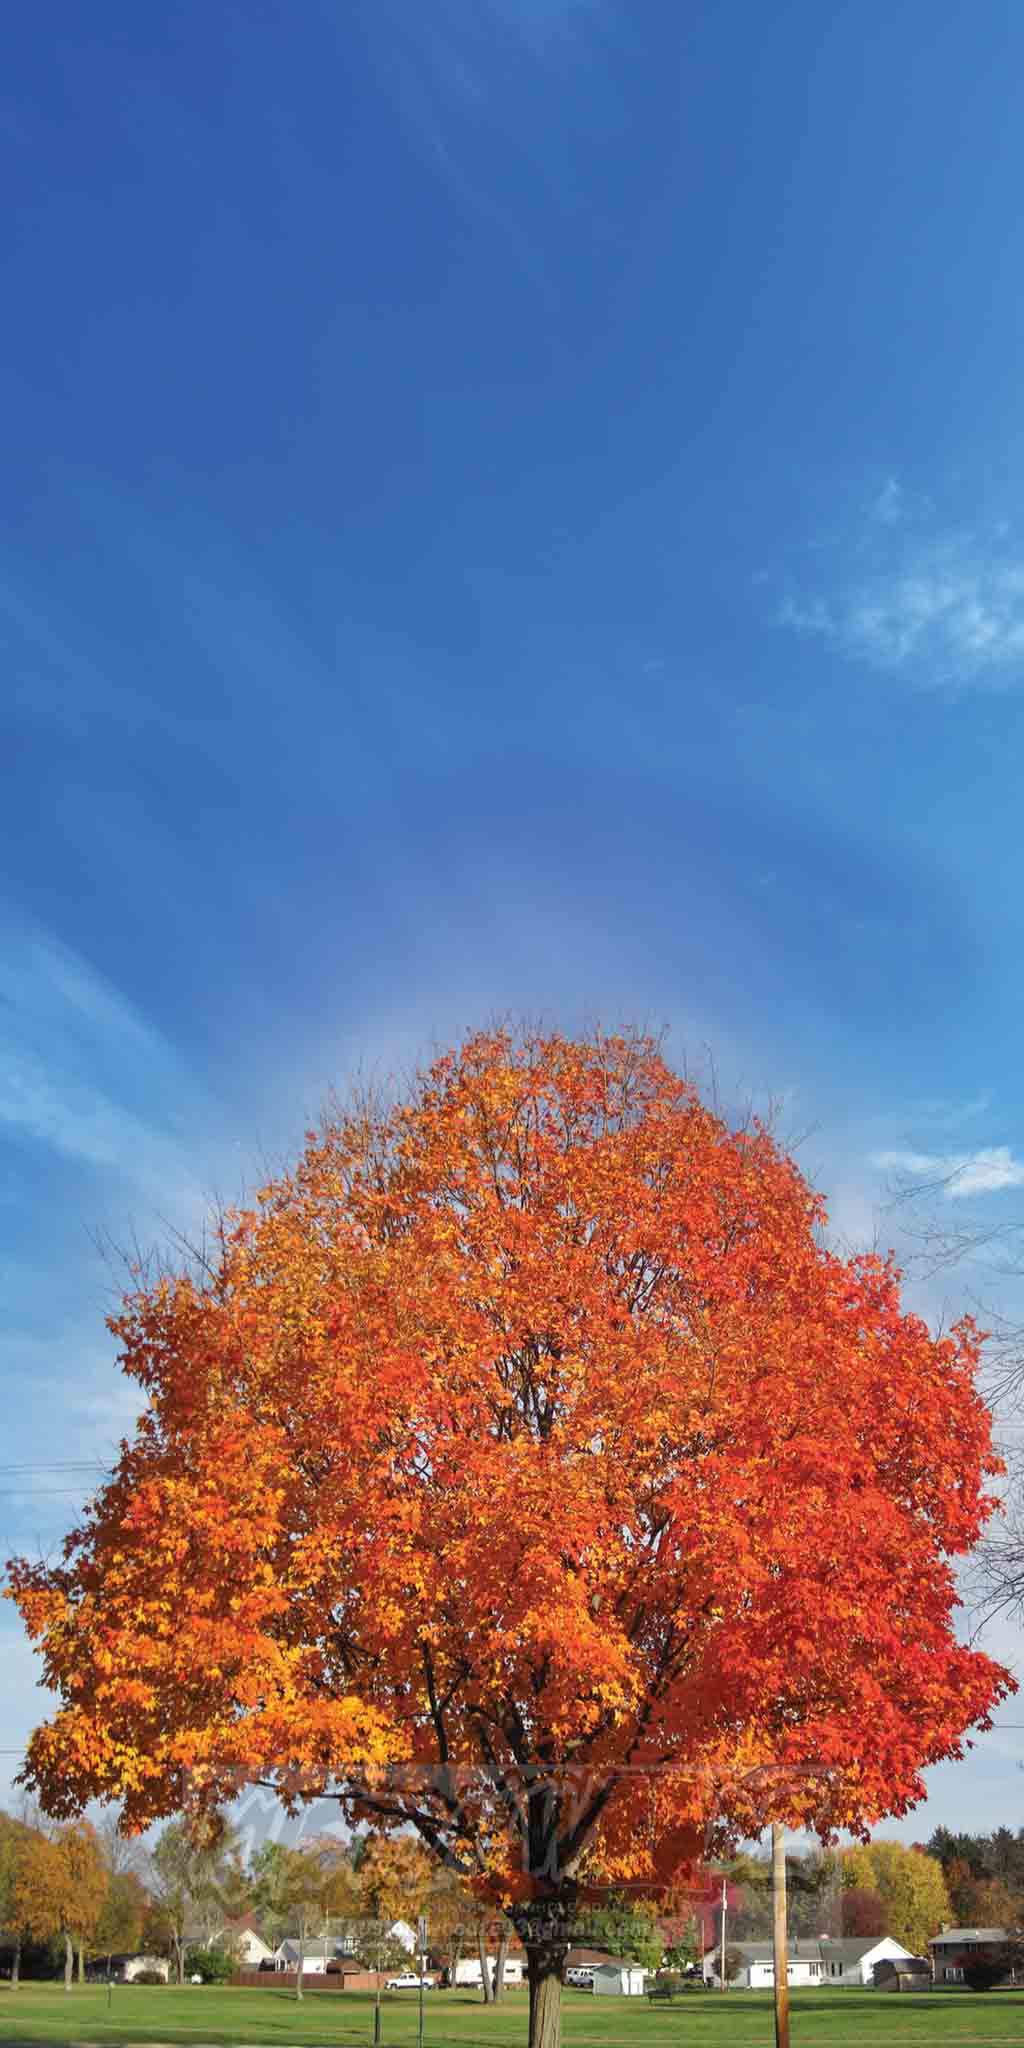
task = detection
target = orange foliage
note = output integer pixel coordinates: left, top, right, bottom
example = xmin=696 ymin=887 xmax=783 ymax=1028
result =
xmin=6 ymin=1029 xmax=1013 ymax=1917
xmin=11 ymin=1821 xmax=106 ymax=1949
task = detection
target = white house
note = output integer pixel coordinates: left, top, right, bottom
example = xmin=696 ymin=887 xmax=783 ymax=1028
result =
xmin=591 ymin=1961 xmax=647 ymax=1996
xmin=706 ymin=1940 xmax=826 ymax=1990
xmin=225 ymin=1918 xmax=274 ymax=1967
xmin=275 ymin=1937 xmax=352 ymax=1975
xmin=452 ymin=1956 xmax=525 ymax=1988
xmin=705 ymin=1935 xmax=918 ymax=1990
xmin=818 ymin=1936 xmax=917 ymax=1986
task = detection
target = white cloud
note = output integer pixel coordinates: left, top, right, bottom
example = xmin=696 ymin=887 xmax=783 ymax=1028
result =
xmin=778 ymin=511 xmax=1024 ymax=686
xmin=871 ymin=1146 xmax=1024 ymax=1199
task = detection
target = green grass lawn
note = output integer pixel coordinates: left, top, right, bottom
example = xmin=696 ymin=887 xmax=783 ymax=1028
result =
xmin=4 ymin=1984 xmax=1024 ymax=2047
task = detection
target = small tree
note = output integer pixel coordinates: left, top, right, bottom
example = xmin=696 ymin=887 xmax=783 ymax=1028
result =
xmin=183 ymin=1942 xmax=236 ymax=1983
xmin=663 ymin=1915 xmax=701 ymax=1972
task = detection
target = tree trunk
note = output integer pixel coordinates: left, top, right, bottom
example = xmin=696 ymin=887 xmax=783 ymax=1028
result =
xmin=296 ymin=1938 xmax=304 ymax=2002
xmin=526 ymin=1946 xmax=563 ymax=2048
xmin=77 ymin=1943 xmax=85 ymax=1984
xmin=64 ymin=1931 xmax=74 ymax=1991
xmin=493 ymin=1924 xmax=511 ymax=2002
xmin=477 ymin=1922 xmax=494 ymax=2003
xmin=12 ymin=1935 xmax=21 ymax=1989
xmin=174 ymin=1931 xmax=185 ymax=1985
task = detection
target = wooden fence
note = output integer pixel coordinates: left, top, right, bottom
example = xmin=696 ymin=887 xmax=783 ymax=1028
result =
xmin=232 ymin=1970 xmax=384 ymax=1993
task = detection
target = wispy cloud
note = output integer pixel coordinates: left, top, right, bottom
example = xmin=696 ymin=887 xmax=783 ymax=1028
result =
xmin=778 ymin=498 xmax=1024 ymax=686
xmin=873 ymin=476 xmax=905 ymax=526
xmin=0 ymin=911 xmax=209 ymax=1202
xmin=871 ymin=1146 xmax=1024 ymax=1199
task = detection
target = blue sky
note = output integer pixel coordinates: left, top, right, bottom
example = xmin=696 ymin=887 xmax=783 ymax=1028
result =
xmin=5 ymin=0 xmax=1024 ymax=1840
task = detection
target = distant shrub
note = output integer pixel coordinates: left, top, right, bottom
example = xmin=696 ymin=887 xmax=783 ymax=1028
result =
xmin=133 ymin=1969 xmax=167 ymax=1985
xmin=182 ymin=1945 xmax=235 ymax=1983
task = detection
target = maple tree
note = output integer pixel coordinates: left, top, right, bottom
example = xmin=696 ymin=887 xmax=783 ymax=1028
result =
xmin=6 ymin=1029 xmax=1015 ymax=2048
xmin=10 ymin=1822 xmax=107 ymax=1990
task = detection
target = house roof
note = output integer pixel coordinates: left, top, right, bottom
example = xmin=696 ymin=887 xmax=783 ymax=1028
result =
xmin=728 ymin=1940 xmax=829 ymax=1964
xmin=276 ymin=1936 xmax=354 ymax=1961
xmin=930 ymin=1928 xmax=1007 ymax=1947
xmin=819 ymin=1937 xmax=905 ymax=1963
xmin=565 ymin=1948 xmax=620 ymax=1969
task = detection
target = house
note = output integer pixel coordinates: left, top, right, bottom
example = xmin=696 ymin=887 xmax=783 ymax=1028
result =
xmin=591 ymin=1961 xmax=647 ymax=1996
xmin=452 ymin=1955 xmax=525 ymax=1988
xmin=929 ymin=1927 xmax=1010 ymax=1984
xmin=704 ymin=1934 xmax=918 ymax=1991
xmin=85 ymin=1953 xmax=170 ymax=1983
xmin=818 ymin=1936 xmax=917 ymax=1986
xmin=705 ymin=1939 xmax=827 ymax=1989
xmin=223 ymin=1914 xmax=274 ymax=1967
xmin=274 ymin=1936 xmax=359 ymax=1975
xmin=182 ymin=1913 xmax=274 ymax=1965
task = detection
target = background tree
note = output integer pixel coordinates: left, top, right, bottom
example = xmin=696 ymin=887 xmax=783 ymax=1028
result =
xmin=662 ymin=1914 xmax=701 ymax=1971
xmin=839 ymin=1886 xmax=887 ymax=1938
xmin=925 ymin=1823 xmax=1024 ymax=1921
xmin=251 ymin=1838 xmax=355 ymax=2000
xmin=840 ymin=1841 xmax=950 ymax=1954
xmin=93 ymin=1869 xmax=147 ymax=1967
xmin=9 ymin=1830 xmax=67 ymax=1983
xmin=147 ymin=1819 xmax=226 ymax=1983
xmin=60 ymin=1822 xmax=108 ymax=1984
xmin=358 ymin=1832 xmax=434 ymax=1929
xmin=8 ymin=1030 xmax=1013 ymax=2048
xmin=0 ymin=1813 xmax=37 ymax=1987
xmin=10 ymin=1823 xmax=106 ymax=1990
xmin=93 ymin=1809 xmax=147 ymax=1969
xmin=425 ymin=1865 xmax=475 ymax=1988
xmin=578 ymin=1895 xmax=663 ymax=1970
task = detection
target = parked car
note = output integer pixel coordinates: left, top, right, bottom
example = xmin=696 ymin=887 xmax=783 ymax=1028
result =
xmin=565 ymin=1967 xmax=595 ymax=1987
xmin=385 ymin=1973 xmax=436 ymax=1990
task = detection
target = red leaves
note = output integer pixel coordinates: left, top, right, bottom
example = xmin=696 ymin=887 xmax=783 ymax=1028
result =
xmin=6 ymin=1028 xmax=1014 ymax=1888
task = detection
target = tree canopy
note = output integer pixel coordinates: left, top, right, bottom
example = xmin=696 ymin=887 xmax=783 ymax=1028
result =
xmin=840 ymin=1841 xmax=950 ymax=1955
xmin=6 ymin=1029 xmax=1014 ymax=2043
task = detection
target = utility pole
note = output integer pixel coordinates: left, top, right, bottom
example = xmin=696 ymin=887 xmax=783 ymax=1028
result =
xmin=772 ymin=1825 xmax=790 ymax=2048
xmin=417 ymin=1914 xmax=427 ymax=2048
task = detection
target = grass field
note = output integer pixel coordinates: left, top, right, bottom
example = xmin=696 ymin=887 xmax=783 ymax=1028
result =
xmin=4 ymin=1983 xmax=1024 ymax=2047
